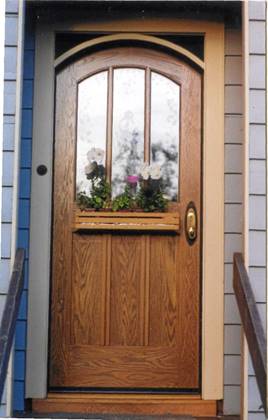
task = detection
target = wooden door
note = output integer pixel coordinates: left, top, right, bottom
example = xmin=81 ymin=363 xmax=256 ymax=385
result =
xmin=50 ymin=47 xmax=201 ymax=390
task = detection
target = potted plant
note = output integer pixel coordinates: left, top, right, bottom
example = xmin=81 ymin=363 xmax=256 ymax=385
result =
xmin=136 ymin=163 xmax=168 ymax=212
xmin=77 ymin=148 xmax=111 ymax=210
xmin=76 ymin=148 xmax=168 ymax=213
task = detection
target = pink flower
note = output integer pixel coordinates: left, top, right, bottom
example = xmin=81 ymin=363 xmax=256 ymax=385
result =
xmin=127 ymin=175 xmax=139 ymax=184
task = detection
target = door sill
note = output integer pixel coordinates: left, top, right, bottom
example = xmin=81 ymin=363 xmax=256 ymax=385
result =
xmin=32 ymin=393 xmax=217 ymax=417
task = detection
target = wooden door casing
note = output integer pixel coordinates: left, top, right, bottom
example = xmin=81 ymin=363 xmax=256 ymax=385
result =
xmin=50 ymin=47 xmax=202 ymax=390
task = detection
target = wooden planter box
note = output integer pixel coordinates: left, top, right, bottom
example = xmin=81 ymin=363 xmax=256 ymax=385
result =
xmin=73 ymin=206 xmax=180 ymax=233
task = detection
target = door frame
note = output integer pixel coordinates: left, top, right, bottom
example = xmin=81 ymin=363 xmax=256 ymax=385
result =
xmin=26 ymin=18 xmax=224 ymax=402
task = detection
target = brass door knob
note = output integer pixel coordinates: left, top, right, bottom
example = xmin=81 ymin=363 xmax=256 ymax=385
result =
xmin=186 ymin=205 xmax=197 ymax=243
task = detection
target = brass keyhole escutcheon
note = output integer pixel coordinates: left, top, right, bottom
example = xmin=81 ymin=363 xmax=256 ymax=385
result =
xmin=186 ymin=204 xmax=197 ymax=244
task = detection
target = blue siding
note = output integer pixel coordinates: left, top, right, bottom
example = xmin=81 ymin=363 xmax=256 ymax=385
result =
xmin=23 ymin=51 xmax=34 ymax=79
xmin=13 ymin=12 xmax=35 ymax=413
xmin=21 ymin=109 xmax=32 ymax=138
xmin=13 ymin=381 xmax=25 ymax=412
xmin=15 ymin=321 xmax=27 ymax=350
xmin=18 ymin=200 xmax=30 ymax=229
xmin=14 ymin=351 xmax=25 ymax=381
xmin=20 ymin=138 xmax=32 ymax=168
xmin=19 ymin=169 xmax=31 ymax=199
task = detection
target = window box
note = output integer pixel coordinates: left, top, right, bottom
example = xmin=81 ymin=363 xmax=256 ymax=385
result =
xmin=73 ymin=205 xmax=180 ymax=233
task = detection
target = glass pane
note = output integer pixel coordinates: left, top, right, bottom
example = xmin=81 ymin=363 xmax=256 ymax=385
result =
xmin=150 ymin=72 xmax=180 ymax=201
xmin=112 ymin=68 xmax=145 ymax=197
xmin=76 ymin=71 xmax=108 ymax=195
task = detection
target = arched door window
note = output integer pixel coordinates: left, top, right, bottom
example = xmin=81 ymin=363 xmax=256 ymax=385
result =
xmin=76 ymin=67 xmax=180 ymax=201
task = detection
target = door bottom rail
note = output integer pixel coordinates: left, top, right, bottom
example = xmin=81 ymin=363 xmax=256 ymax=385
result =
xmin=32 ymin=393 xmax=217 ymax=417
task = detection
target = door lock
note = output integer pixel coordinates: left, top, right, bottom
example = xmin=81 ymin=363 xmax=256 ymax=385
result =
xmin=185 ymin=204 xmax=197 ymax=244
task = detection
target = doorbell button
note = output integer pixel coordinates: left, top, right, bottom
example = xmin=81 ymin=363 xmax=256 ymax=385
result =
xmin=37 ymin=164 xmax=48 ymax=176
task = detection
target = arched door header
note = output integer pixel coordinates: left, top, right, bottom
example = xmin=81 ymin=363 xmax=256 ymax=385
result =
xmin=54 ymin=33 xmax=205 ymax=70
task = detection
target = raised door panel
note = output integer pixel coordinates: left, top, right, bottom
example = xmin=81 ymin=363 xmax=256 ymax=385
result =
xmin=110 ymin=235 xmax=146 ymax=346
xmin=71 ymin=234 xmax=107 ymax=346
xmin=149 ymin=235 xmax=177 ymax=347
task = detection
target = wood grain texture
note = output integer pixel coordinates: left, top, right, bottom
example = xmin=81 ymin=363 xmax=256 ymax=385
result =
xmin=32 ymin=393 xmax=216 ymax=417
xmin=106 ymin=68 xmax=113 ymax=182
xmin=66 ymin=346 xmax=182 ymax=388
xmin=149 ymin=236 xmax=177 ymax=347
xmin=176 ymin=61 xmax=201 ymax=388
xmin=105 ymin=235 xmax=112 ymax=346
xmin=71 ymin=234 xmax=107 ymax=345
xmin=144 ymin=67 xmax=151 ymax=162
xmin=50 ymin=65 xmax=77 ymax=386
xmin=73 ymin=206 xmax=180 ymax=233
xmin=50 ymin=47 xmax=201 ymax=392
xmin=110 ymin=235 xmax=145 ymax=346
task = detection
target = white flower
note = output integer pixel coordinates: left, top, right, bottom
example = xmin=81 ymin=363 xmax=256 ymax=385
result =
xmin=87 ymin=147 xmax=105 ymax=164
xmin=140 ymin=163 xmax=150 ymax=180
xmin=94 ymin=177 xmax=101 ymax=187
xmin=87 ymin=149 xmax=95 ymax=161
xmin=149 ymin=164 xmax=162 ymax=180
xmin=95 ymin=148 xmax=105 ymax=162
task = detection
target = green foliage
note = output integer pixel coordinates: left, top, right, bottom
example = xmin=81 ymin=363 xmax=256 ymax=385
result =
xmin=77 ymin=176 xmax=111 ymax=210
xmin=77 ymin=173 xmax=167 ymax=212
xmin=112 ymin=186 xmax=134 ymax=211
xmin=86 ymin=162 xmax=105 ymax=180
xmin=76 ymin=191 xmax=92 ymax=210
xmin=90 ymin=177 xmax=111 ymax=209
xmin=136 ymin=182 xmax=168 ymax=212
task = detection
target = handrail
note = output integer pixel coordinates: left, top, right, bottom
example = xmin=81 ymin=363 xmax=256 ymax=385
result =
xmin=233 ymin=252 xmax=267 ymax=415
xmin=0 ymin=249 xmax=25 ymax=401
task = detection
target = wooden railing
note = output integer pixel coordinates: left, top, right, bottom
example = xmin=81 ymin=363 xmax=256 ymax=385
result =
xmin=233 ymin=252 xmax=267 ymax=415
xmin=0 ymin=249 xmax=25 ymax=402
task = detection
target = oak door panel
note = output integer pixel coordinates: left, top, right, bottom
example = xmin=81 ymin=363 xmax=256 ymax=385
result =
xmin=71 ymin=234 xmax=107 ymax=346
xmin=149 ymin=236 xmax=177 ymax=347
xmin=110 ymin=235 xmax=146 ymax=346
xmin=50 ymin=47 xmax=201 ymax=390
xmin=64 ymin=346 xmax=182 ymax=388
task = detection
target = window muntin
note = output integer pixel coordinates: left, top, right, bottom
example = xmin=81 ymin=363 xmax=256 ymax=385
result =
xmin=76 ymin=68 xmax=180 ymax=201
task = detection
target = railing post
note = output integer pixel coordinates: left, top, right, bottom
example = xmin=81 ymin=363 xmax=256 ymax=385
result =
xmin=233 ymin=252 xmax=267 ymax=415
xmin=0 ymin=248 xmax=25 ymax=402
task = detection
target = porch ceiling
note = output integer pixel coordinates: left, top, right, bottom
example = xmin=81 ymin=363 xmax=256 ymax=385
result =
xmin=25 ymin=1 xmax=241 ymax=27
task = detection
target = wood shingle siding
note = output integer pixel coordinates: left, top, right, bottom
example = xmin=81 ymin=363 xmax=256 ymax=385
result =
xmin=1 ymin=0 xmax=18 ymax=412
xmin=247 ymin=2 xmax=267 ymax=419
xmin=249 ymin=125 xmax=266 ymax=159
xmin=224 ymin=27 xmax=243 ymax=415
xmin=1 ymin=0 xmax=24 ymax=415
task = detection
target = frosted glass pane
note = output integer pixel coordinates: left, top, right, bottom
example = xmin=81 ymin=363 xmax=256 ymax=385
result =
xmin=76 ymin=71 xmax=108 ymax=194
xmin=151 ymin=72 xmax=180 ymax=201
xmin=112 ymin=68 xmax=145 ymax=197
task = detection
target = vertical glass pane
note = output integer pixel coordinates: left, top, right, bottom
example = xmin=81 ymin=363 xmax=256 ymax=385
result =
xmin=151 ymin=72 xmax=180 ymax=201
xmin=112 ymin=68 xmax=145 ymax=197
xmin=76 ymin=71 xmax=108 ymax=195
